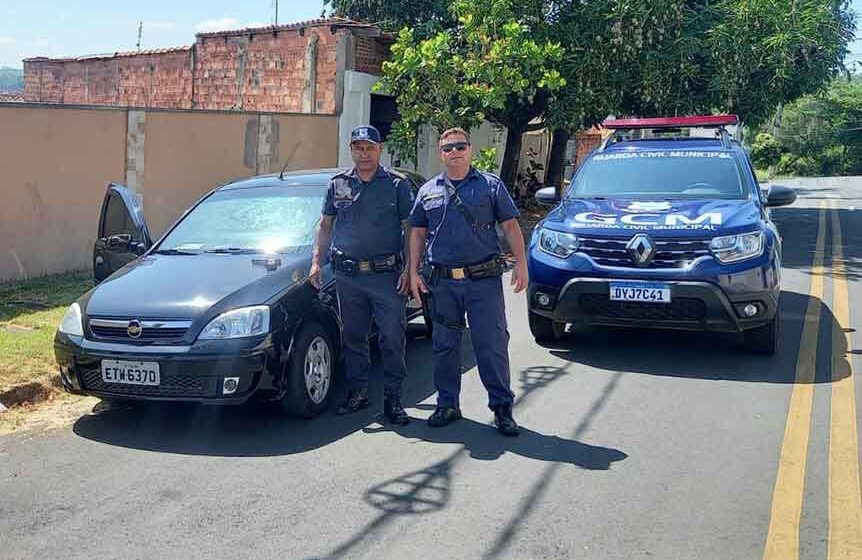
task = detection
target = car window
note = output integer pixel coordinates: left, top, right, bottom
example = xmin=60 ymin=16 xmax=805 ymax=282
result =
xmin=102 ymin=193 xmax=139 ymax=239
xmin=570 ymin=150 xmax=746 ymax=199
xmin=158 ymin=186 xmax=326 ymax=253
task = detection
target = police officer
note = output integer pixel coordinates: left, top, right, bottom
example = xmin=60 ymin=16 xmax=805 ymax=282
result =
xmin=309 ymin=125 xmax=415 ymax=425
xmin=408 ymin=128 xmax=528 ymax=436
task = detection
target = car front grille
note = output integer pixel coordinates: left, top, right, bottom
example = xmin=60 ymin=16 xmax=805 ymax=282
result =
xmin=579 ymin=294 xmax=707 ymax=322
xmin=88 ymin=318 xmax=192 ymax=343
xmin=578 ymin=235 xmax=712 ymax=269
xmin=80 ymin=369 xmax=213 ymax=398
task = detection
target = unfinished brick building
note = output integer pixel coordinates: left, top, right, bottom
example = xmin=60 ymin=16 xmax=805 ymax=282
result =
xmin=22 ymin=18 xmax=391 ymax=114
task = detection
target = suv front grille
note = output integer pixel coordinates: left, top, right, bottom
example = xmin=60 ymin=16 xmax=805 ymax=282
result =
xmin=88 ymin=318 xmax=192 ymax=343
xmin=579 ymin=235 xmax=712 ymax=269
xmin=579 ymin=294 xmax=707 ymax=322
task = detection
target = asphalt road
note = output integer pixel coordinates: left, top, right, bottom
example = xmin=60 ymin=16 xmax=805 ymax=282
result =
xmin=2 ymin=178 xmax=861 ymax=560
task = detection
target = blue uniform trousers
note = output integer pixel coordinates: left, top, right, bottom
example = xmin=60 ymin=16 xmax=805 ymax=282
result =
xmin=335 ymin=271 xmax=407 ymax=398
xmin=428 ymin=276 xmax=515 ymax=409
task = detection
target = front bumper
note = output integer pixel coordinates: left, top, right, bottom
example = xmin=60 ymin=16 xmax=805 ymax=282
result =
xmin=54 ymin=332 xmax=281 ymax=404
xmin=529 ymin=278 xmax=778 ymax=333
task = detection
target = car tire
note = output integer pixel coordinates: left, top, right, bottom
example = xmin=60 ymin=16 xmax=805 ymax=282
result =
xmin=743 ymin=314 xmax=779 ymax=356
xmin=529 ymin=310 xmax=566 ymax=342
xmin=279 ymin=321 xmax=334 ymax=418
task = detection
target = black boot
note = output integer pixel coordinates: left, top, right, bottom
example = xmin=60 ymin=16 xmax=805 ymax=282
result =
xmin=383 ymin=396 xmax=411 ymax=425
xmin=427 ymin=406 xmax=462 ymax=427
xmin=492 ymin=404 xmax=519 ymax=437
xmin=336 ymin=389 xmax=370 ymax=415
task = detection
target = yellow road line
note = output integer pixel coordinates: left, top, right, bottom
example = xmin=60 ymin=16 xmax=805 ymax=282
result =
xmin=763 ymin=204 xmax=826 ymax=560
xmin=828 ymin=201 xmax=862 ymax=559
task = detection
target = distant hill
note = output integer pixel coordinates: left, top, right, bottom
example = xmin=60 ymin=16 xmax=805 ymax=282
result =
xmin=0 ymin=67 xmax=24 ymax=92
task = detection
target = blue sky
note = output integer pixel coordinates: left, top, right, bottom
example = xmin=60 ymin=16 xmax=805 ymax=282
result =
xmin=0 ymin=0 xmax=859 ymax=69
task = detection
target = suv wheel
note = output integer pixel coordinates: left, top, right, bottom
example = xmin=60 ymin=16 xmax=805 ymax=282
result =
xmin=743 ymin=314 xmax=779 ymax=356
xmin=529 ymin=310 xmax=566 ymax=342
xmin=279 ymin=321 xmax=334 ymax=418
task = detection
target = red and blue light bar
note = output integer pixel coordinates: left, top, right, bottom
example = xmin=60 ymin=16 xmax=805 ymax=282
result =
xmin=602 ymin=114 xmax=740 ymax=130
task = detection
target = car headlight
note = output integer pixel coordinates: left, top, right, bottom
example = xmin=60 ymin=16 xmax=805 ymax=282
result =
xmin=58 ymin=302 xmax=84 ymax=336
xmin=538 ymin=229 xmax=580 ymax=258
xmin=198 ymin=306 xmax=270 ymax=340
xmin=710 ymin=231 xmax=764 ymax=263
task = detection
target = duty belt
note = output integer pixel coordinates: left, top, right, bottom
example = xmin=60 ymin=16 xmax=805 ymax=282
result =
xmin=331 ymin=251 xmax=402 ymax=275
xmin=431 ymin=257 xmax=505 ymax=281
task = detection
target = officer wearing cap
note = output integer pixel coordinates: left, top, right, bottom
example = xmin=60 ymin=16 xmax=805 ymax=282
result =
xmin=310 ymin=125 xmax=415 ymax=424
xmin=408 ymin=127 xmax=528 ymax=436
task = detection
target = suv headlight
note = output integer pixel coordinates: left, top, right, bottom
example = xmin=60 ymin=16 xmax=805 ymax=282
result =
xmin=538 ymin=229 xmax=580 ymax=258
xmin=58 ymin=302 xmax=84 ymax=336
xmin=198 ymin=306 xmax=270 ymax=340
xmin=710 ymin=231 xmax=764 ymax=263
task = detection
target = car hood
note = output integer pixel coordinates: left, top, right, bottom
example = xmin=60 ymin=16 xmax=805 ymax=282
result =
xmin=542 ymin=198 xmax=761 ymax=237
xmin=84 ymin=249 xmax=312 ymax=319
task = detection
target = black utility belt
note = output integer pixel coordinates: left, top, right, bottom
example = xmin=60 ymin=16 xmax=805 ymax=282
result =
xmin=332 ymin=252 xmax=402 ymax=275
xmin=432 ymin=257 xmax=505 ymax=280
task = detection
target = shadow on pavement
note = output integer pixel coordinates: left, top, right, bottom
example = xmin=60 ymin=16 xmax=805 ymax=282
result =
xmin=71 ymin=324 xmax=473 ymax=456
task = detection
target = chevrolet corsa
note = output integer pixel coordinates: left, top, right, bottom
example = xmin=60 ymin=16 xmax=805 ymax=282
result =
xmin=54 ymin=169 xmax=428 ymax=417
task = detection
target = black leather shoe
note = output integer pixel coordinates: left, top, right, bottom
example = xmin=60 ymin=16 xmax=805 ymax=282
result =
xmin=493 ymin=405 xmax=519 ymax=437
xmin=427 ymin=406 xmax=462 ymax=427
xmin=383 ymin=397 xmax=411 ymax=425
xmin=336 ymin=389 xmax=370 ymax=415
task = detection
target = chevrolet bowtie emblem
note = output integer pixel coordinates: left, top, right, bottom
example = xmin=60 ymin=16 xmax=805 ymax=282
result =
xmin=127 ymin=320 xmax=143 ymax=338
xmin=626 ymin=234 xmax=656 ymax=267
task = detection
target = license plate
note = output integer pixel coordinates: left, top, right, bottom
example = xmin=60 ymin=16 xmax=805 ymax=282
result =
xmin=101 ymin=360 xmax=160 ymax=386
xmin=609 ymin=282 xmax=671 ymax=303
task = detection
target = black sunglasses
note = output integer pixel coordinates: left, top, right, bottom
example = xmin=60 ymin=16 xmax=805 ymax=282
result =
xmin=440 ymin=142 xmax=470 ymax=153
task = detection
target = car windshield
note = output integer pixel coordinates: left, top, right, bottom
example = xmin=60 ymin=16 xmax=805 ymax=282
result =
xmin=569 ymin=150 xmax=747 ymax=200
xmin=157 ymin=185 xmax=325 ymax=253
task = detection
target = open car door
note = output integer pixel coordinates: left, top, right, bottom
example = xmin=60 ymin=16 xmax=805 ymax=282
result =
xmin=93 ymin=183 xmax=152 ymax=282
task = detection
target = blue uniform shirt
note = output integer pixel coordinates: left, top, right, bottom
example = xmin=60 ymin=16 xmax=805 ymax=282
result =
xmin=409 ymin=168 xmax=519 ymax=266
xmin=323 ymin=166 xmax=415 ymax=260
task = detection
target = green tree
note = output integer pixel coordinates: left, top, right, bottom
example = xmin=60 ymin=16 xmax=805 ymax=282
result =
xmin=324 ymin=0 xmax=454 ymax=37
xmin=751 ymin=132 xmax=782 ymax=169
xmin=375 ymin=0 xmax=565 ymax=187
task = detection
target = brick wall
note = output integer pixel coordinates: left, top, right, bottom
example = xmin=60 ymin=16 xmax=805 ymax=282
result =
xmin=22 ymin=20 xmax=391 ymax=115
xmin=24 ymin=49 xmax=194 ymax=108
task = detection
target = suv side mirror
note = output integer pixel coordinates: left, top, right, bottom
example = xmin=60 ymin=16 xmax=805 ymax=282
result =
xmin=765 ymin=185 xmax=797 ymax=208
xmin=106 ymin=234 xmax=132 ymax=248
xmin=535 ymin=186 xmax=560 ymax=206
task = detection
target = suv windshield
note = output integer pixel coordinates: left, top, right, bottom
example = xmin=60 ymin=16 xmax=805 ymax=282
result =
xmin=157 ymin=185 xmax=325 ymax=253
xmin=570 ymin=150 xmax=746 ymax=199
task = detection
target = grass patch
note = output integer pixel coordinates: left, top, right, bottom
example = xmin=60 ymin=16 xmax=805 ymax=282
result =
xmin=0 ymin=271 xmax=93 ymax=402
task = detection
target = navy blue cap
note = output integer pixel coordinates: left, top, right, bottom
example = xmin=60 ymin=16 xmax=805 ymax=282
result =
xmin=350 ymin=125 xmax=381 ymax=144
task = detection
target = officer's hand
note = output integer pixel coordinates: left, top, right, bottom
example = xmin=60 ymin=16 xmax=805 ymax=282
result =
xmin=511 ymin=262 xmax=529 ymax=293
xmin=309 ymin=261 xmax=322 ymax=290
xmin=397 ymin=271 xmax=410 ymax=296
xmin=410 ymin=271 xmax=428 ymax=302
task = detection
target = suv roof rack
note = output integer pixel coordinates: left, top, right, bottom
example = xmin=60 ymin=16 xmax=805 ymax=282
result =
xmin=598 ymin=114 xmax=739 ymax=151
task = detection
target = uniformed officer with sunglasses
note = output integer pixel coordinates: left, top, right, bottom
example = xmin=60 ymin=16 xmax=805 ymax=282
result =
xmin=310 ymin=125 xmax=415 ymax=425
xmin=408 ymin=128 xmax=528 ymax=436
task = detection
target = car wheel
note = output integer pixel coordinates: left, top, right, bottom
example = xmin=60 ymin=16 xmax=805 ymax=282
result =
xmin=279 ymin=321 xmax=334 ymax=418
xmin=743 ymin=314 xmax=779 ymax=356
xmin=528 ymin=310 xmax=565 ymax=342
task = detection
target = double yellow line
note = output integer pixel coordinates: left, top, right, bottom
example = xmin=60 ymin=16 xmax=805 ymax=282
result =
xmin=763 ymin=202 xmax=862 ymax=559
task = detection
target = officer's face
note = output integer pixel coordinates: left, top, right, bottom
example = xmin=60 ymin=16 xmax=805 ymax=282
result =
xmin=439 ymin=134 xmax=472 ymax=170
xmin=350 ymin=141 xmax=382 ymax=172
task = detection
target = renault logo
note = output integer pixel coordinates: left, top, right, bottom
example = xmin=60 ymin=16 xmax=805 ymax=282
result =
xmin=626 ymin=234 xmax=656 ymax=266
xmin=127 ymin=320 xmax=143 ymax=339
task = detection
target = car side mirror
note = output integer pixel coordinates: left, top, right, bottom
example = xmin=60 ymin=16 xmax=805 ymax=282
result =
xmin=765 ymin=185 xmax=797 ymax=208
xmin=106 ymin=234 xmax=132 ymax=248
xmin=535 ymin=186 xmax=560 ymax=206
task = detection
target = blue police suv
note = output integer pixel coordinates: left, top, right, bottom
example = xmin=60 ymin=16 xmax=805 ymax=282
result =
xmin=527 ymin=115 xmax=797 ymax=355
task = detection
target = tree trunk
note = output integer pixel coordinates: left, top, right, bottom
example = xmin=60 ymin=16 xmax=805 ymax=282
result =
xmin=547 ymin=128 xmax=570 ymax=198
xmin=500 ymin=125 xmax=524 ymax=197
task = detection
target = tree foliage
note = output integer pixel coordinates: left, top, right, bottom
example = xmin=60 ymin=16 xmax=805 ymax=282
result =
xmin=0 ymin=67 xmax=23 ymax=92
xmin=750 ymin=132 xmax=782 ymax=169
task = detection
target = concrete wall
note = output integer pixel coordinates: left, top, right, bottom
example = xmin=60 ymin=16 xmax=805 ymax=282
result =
xmin=0 ymin=103 xmax=338 ymax=283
